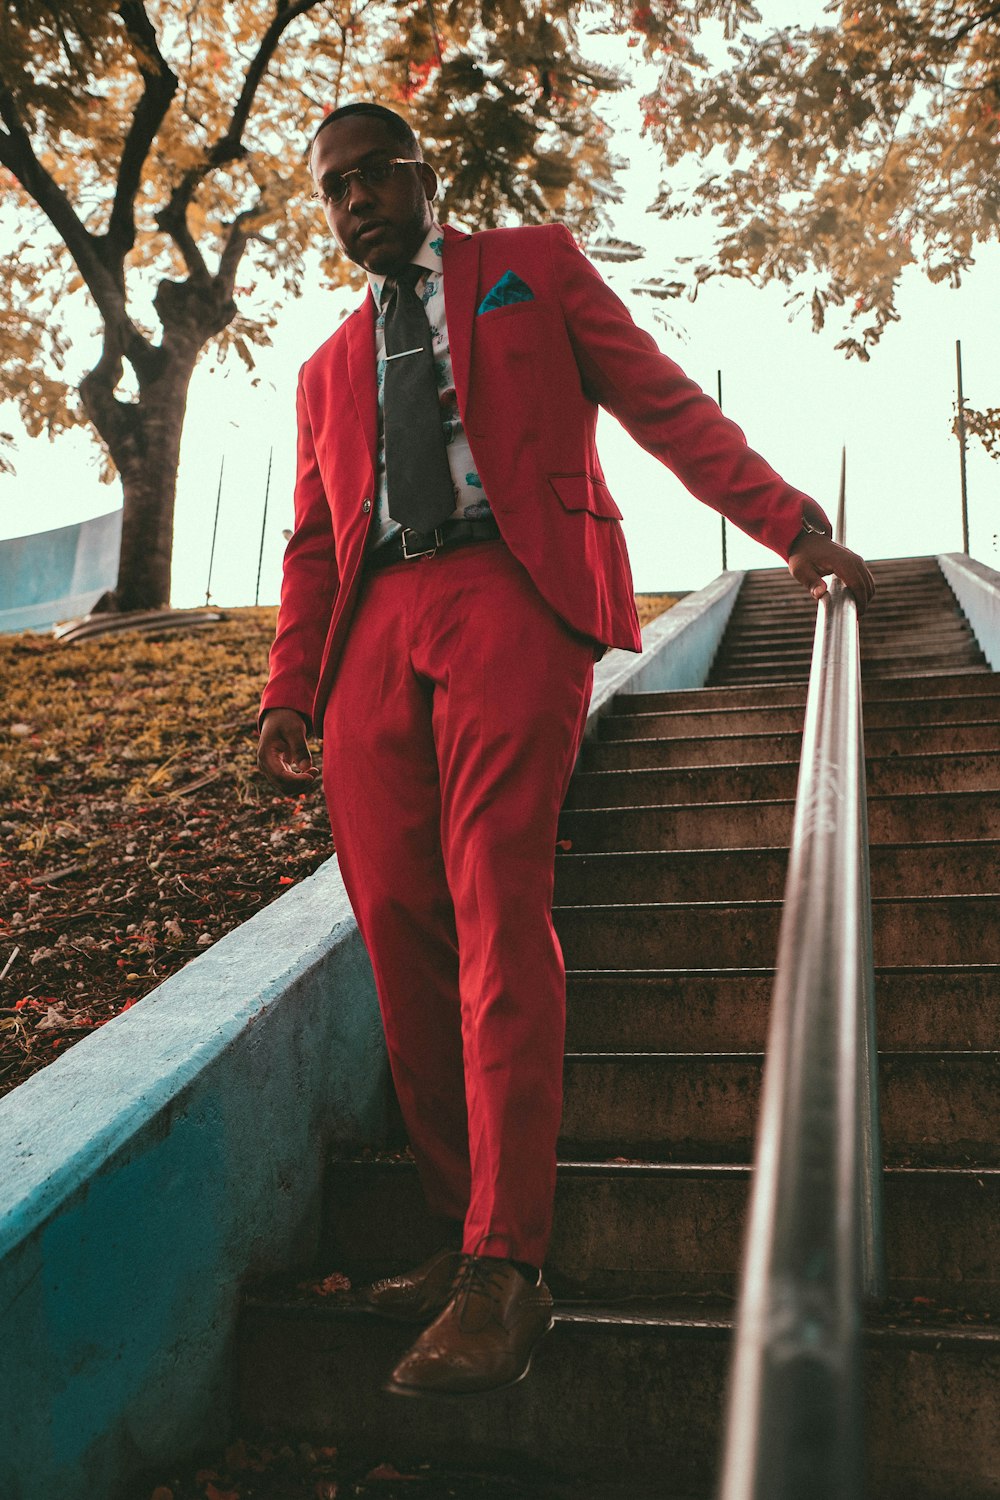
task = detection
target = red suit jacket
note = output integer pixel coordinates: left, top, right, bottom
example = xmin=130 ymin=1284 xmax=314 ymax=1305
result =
xmin=261 ymin=222 xmax=812 ymax=731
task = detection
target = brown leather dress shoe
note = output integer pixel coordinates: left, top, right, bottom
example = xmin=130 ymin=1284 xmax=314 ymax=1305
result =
xmin=363 ymin=1247 xmax=466 ymax=1324
xmin=384 ymin=1255 xmax=554 ymax=1396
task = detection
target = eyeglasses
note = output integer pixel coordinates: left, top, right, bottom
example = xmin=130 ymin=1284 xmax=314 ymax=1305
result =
xmin=311 ymin=157 xmax=421 ymax=206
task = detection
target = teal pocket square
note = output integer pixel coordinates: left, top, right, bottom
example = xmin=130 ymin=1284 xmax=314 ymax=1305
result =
xmin=477 ymin=271 xmax=535 ymax=315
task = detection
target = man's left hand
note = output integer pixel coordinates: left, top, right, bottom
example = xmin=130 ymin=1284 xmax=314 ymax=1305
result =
xmin=788 ymin=531 xmax=876 ymax=618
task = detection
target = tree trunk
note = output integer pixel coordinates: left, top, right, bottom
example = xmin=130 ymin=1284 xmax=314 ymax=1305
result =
xmin=81 ymin=281 xmax=230 ymax=614
xmin=112 ymin=356 xmax=197 ymax=612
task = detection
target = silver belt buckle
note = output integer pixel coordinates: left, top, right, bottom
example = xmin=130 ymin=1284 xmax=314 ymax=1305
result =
xmin=401 ymin=527 xmax=444 ymax=560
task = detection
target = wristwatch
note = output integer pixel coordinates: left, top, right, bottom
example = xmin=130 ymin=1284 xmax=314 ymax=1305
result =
xmin=792 ymin=515 xmax=829 ymax=548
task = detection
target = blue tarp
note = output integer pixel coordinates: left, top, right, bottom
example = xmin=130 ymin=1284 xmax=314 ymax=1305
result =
xmin=0 ymin=509 xmax=122 ymax=632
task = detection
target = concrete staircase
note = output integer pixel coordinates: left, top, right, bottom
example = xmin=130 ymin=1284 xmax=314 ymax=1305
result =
xmin=710 ymin=552 xmax=990 ymax=684
xmin=238 ymin=557 xmax=999 ymax=1499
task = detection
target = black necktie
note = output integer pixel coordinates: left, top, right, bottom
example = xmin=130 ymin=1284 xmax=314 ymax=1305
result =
xmin=382 ymin=265 xmax=456 ymax=533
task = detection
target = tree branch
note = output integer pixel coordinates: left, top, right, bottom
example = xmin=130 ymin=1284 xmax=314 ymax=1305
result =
xmin=79 ymin=328 xmax=144 ymax=467
xmin=947 ymin=2 xmax=1000 ymax=43
xmin=226 ymin=0 xmax=325 ymax=144
xmin=155 ymin=188 xmax=213 ymax=290
xmin=0 ymin=76 xmax=146 ymax=359
xmin=155 ymin=0 xmax=322 ymax=287
xmin=108 ymin=0 xmax=179 ymax=257
xmin=0 ymin=81 xmax=107 ymax=307
xmin=217 ymin=204 xmax=270 ymax=294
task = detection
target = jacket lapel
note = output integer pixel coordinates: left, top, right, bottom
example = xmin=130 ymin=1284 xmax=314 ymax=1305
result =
xmin=345 ymin=292 xmax=378 ymax=468
xmin=442 ymin=225 xmax=479 ymax=411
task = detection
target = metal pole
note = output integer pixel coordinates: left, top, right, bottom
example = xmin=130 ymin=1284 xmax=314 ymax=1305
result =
xmin=255 ymin=447 xmax=273 ymax=607
xmin=718 ymin=369 xmax=728 ymax=570
xmin=838 ymin=440 xmax=886 ymax=1305
xmin=955 ymin=340 xmax=970 ymax=554
xmin=205 ymin=456 xmax=225 ymax=607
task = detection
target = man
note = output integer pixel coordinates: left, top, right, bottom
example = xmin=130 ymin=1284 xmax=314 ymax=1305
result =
xmin=257 ymin=101 xmax=875 ymax=1400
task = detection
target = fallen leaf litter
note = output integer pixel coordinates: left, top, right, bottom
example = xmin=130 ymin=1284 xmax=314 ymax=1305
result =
xmin=0 ymin=610 xmax=328 ymax=1098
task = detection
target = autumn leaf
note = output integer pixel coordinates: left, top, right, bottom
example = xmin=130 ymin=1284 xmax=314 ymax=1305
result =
xmin=223 ymin=1438 xmax=269 ymax=1471
xmin=298 ymin=1271 xmax=352 ymax=1296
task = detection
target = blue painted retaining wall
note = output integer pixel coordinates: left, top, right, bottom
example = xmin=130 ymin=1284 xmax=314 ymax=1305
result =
xmin=0 ymin=861 xmax=388 ymax=1500
xmin=0 ymin=508 xmax=122 ymax=632
xmin=938 ymin=552 xmax=1000 ymax=671
xmin=0 ymin=572 xmax=740 ymax=1500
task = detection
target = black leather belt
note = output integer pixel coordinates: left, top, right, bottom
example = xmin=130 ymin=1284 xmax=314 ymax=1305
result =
xmin=365 ymin=516 xmax=502 ymax=571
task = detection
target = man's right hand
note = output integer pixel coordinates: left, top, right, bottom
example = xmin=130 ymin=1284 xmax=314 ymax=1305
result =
xmin=257 ymin=708 xmax=318 ymax=794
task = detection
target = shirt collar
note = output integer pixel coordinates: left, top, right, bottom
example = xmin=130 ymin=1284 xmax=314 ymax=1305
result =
xmin=368 ymin=222 xmax=444 ymax=308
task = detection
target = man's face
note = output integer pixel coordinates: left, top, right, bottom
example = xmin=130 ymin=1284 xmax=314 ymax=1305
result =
xmin=311 ymin=115 xmax=437 ymax=276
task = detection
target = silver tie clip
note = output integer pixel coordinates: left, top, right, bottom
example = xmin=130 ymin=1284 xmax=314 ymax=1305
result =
xmin=386 ymin=347 xmax=423 ymax=360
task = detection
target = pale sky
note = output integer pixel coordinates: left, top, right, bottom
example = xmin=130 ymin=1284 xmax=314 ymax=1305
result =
xmin=1 ymin=15 xmax=997 ymax=603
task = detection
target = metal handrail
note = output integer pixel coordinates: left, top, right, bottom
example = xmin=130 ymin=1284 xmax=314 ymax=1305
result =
xmin=717 ymin=463 xmax=886 ymax=1500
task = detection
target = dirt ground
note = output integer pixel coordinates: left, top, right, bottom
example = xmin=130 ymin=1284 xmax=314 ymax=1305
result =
xmin=0 ymin=596 xmax=676 ymax=1099
xmin=131 ymin=1437 xmax=591 ymax=1500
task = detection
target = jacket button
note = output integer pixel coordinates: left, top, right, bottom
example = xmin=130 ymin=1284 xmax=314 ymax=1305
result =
xmin=362 ymin=498 xmax=371 ymax=513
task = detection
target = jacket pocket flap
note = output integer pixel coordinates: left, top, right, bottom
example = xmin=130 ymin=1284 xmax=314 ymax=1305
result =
xmin=548 ymin=472 xmax=623 ymax=521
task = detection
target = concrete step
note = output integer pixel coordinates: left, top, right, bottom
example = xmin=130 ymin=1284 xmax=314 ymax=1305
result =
xmin=738 ymin=583 xmax=958 ymax=605
xmin=708 ymin=644 xmax=807 ymax=664
xmin=554 ymin=841 xmax=1000 ymax=905
xmin=712 ymin=671 xmax=943 ymax=690
xmin=716 ymin=643 xmax=983 ymax=670
xmin=319 ymin=1158 xmax=1000 ymax=1314
xmin=710 ymin=664 xmax=988 ymax=690
xmin=566 ymin=751 xmax=1000 ymax=808
xmin=732 ymin=598 xmax=955 ymax=619
xmin=584 ymin=720 xmax=1000 ymax=771
xmin=739 ymin=588 xmax=960 ymax=609
xmin=552 ymin=895 xmax=1000 ymax=967
xmin=617 ymin=671 xmax=1000 ymax=713
xmin=874 ymin=662 xmax=990 ymax=677
xmin=730 ymin=601 xmax=957 ymax=627
xmin=712 ymin=651 xmax=986 ymax=683
xmin=585 ymin=730 xmax=805 ymax=769
xmin=707 ymin=663 xmax=812 ymax=685
xmin=559 ymin=1051 xmax=999 ymax=1165
xmin=859 ymin=655 xmax=988 ymax=677
xmin=718 ymin=622 xmax=975 ymax=652
xmin=237 ymin=1293 xmax=1000 ymax=1499
xmin=729 ymin=597 xmax=957 ymax=623
xmin=559 ymin=789 xmax=1000 ymax=851
xmin=318 ymin=1158 xmax=1000 ymax=1311
xmin=564 ymin=967 xmax=1000 ymax=1053
xmin=744 ymin=562 xmax=945 ymax=585
xmin=866 ymin=556 xmax=948 ymax=572
xmin=740 ymin=576 xmax=944 ymax=598
xmin=567 ymin=762 xmax=802 ymax=806
xmin=567 ymin=762 xmax=800 ymax=806
xmin=750 ymin=555 xmax=942 ymax=575
xmin=601 ymin=693 xmax=1000 ymax=738
xmin=716 ymin=636 xmax=984 ymax=662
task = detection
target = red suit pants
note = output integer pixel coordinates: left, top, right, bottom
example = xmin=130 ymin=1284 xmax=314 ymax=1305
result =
xmin=322 ymin=541 xmax=595 ymax=1267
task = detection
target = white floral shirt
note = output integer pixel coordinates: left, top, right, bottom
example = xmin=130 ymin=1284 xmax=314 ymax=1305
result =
xmin=366 ymin=223 xmax=491 ymax=546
